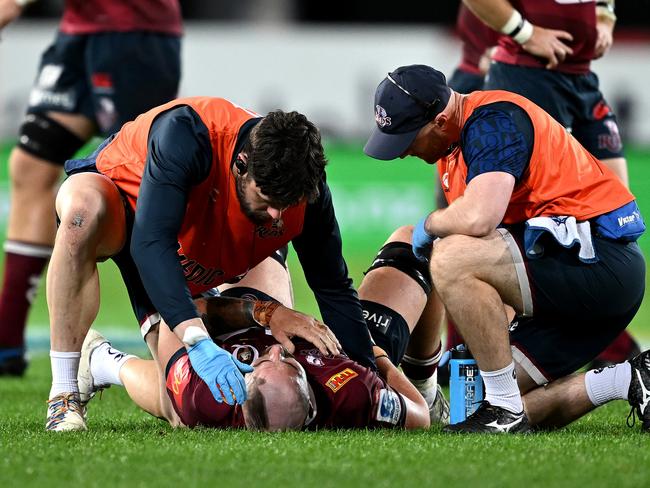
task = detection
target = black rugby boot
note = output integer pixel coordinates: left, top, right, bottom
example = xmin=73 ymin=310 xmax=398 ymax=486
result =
xmin=0 ymin=347 xmax=28 ymax=376
xmin=443 ymin=400 xmax=531 ymax=434
xmin=627 ymin=350 xmax=650 ymax=432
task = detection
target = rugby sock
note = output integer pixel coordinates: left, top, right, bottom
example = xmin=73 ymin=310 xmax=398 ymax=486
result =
xmin=409 ymin=372 xmax=439 ymax=410
xmin=403 ymin=345 xmax=442 ymax=408
xmin=585 ymin=361 xmax=632 ymax=406
xmin=49 ymin=351 xmax=81 ymax=398
xmin=481 ymin=361 xmax=523 ymax=414
xmin=0 ymin=242 xmax=51 ymax=348
xmin=90 ymin=342 xmax=137 ymax=387
xmin=402 ymin=344 xmax=442 ymax=380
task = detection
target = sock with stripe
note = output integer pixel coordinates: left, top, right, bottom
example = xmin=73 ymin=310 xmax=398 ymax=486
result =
xmin=0 ymin=241 xmax=51 ymax=349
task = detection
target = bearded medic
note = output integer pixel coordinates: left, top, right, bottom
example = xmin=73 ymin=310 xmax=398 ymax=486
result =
xmin=364 ymin=65 xmax=647 ymax=433
xmin=46 ymin=97 xmax=375 ymax=431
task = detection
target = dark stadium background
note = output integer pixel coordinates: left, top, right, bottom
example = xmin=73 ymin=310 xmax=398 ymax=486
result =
xmin=21 ymin=0 xmax=650 ymax=31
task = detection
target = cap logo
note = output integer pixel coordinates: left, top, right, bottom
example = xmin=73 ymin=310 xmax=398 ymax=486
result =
xmin=375 ymin=105 xmax=391 ymax=128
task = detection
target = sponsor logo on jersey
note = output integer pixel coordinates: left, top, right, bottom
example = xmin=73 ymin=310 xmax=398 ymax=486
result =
xmin=375 ymin=105 xmax=391 ymax=128
xmin=256 ymin=219 xmax=285 ymax=239
xmin=376 ymin=388 xmax=402 ymax=424
xmin=171 ymin=356 xmax=190 ymax=397
xmin=326 ymin=368 xmax=358 ymax=392
xmin=231 ymin=344 xmax=259 ymax=365
xmin=301 ymin=349 xmax=324 ymax=367
xmin=179 ymin=254 xmax=225 ymax=286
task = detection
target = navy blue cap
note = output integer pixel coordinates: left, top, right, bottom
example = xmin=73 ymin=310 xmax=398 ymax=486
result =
xmin=364 ymin=65 xmax=451 ymax=161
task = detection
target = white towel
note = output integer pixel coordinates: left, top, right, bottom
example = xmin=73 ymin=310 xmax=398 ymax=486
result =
xmin=524 ymin=216 xmax=596 ymax=263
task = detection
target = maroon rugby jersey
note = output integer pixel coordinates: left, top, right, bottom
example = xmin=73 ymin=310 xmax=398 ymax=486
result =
xmin=165 ymin=327 xmax=406 ymax=429
xmin=493 ymin=0 xmax=597 ymax=74
xmin=60 ymin=0 xmax=182 ymax=36
xmin=456 ymin=4 xmax=501 ymax=75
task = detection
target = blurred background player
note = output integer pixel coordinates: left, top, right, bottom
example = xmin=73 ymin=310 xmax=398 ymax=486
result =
xmin=0 ymin=0 xmax=182 ymax=376
xmin=463 ymin=0 xmax=640 ymax=368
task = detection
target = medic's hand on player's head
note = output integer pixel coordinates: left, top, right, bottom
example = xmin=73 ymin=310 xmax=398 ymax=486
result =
xmin=412 ymin=215 xmax=437 ymax=262
xmin=267 ymin=305 xmax=342 ymax=357
xmin=187 ymin=338 xmax=254 ymax=405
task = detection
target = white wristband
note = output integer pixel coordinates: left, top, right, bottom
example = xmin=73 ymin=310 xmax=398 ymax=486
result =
xmin=513 ymin=20 xmax=534 ymax=44
xmin=182 ymin=325 xmax=210 ymax=347
xmin=500 ymin=9 xmax=523 ymax=35
xmin=15 ymin=0 xmax=37 ymax=7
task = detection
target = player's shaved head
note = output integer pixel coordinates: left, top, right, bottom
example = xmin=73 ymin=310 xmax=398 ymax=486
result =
xmin=242 ymin=345 xmax=312 ymax=431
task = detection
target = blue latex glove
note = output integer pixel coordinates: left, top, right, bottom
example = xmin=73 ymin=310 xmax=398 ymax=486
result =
xmin=187 ymin=338 xmax=254 ymax=405
xmin=412 ymin=215 xmax=436 ymax=262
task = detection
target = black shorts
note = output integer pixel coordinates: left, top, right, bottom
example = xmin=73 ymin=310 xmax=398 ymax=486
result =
xmin=27 ymin=31 xmax=181 ymax=136
xmin=499 ymin=226 xmax=645 ymax=384
xmin=485 ymin=62 xmax=624 ymax=160
xmin=448 ymin=68 xmax=485 ymax=95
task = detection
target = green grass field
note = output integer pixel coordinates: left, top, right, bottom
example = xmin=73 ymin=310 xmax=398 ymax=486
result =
xmin=1 ymin=142 xmax=650 ymax=487
xmin=2 ymin=357 xmax=650 ymax=488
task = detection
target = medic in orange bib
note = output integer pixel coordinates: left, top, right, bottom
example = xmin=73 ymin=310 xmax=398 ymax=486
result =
xmin=45 ymin=97 xmax=373 ymax=432
xmin=364 ymin=65 xmax=646 ymax=434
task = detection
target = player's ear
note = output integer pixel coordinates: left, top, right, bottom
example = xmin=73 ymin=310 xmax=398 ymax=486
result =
xmin=305 ymin=386 xmax=317 ymax=426
xmin=234 ymin=152 xmax=248 ymax=176
xmin=434 ymin=112 xmax=448 ymax=129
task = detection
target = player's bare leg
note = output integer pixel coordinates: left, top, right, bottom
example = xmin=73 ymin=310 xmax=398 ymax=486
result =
xmin=358 ymin=227 xmax=428 ymax=327
xmin=430 ymin=232 xmax=523 ymax=372
xmin=359 ymin=225 xmax=447 ymax=423
xmin=0 ymin=112 xmax=94 ymax=375
xmin=45 ymin=172 xmax=126 ymax=431
xmin=431 ymin=231 xmax=532 ymax=432
xmin=78 ymin=326 xmax=181 ymax=426
xmin=516 ymin=368 xmax=596 ymax=429
xmin=218 ymin=254 xmax=294 ymax=308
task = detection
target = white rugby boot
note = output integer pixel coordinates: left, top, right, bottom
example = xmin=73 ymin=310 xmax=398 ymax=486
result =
xmin=45 ymin=393 xmax=86 ymax=431
xmin=78 ymin=328 xmax=112 ymax=407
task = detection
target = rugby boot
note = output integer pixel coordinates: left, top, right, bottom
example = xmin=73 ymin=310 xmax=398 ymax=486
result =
xmin=78 ymin=329 xmax=111 ymax=407
xmin=627 ymin=350 xmax=650 ymax=432
xmin=429 ymin=384 xmax=450 ymax=425
xmin=0 ymin=347 xmax=27 ymax=376
xmin=443 ymin=400 xmax=531 ymax=434
xmin=46 ymin=392 xmax=86 ymax=431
